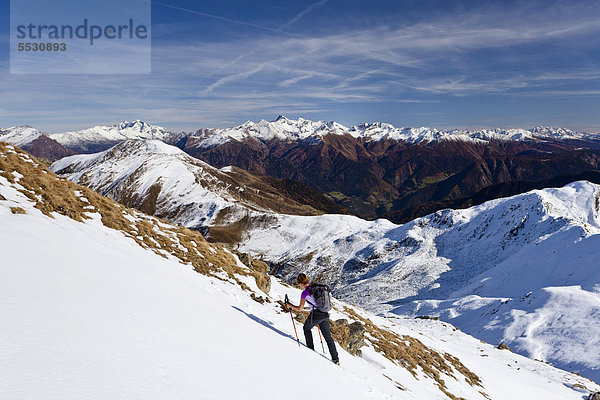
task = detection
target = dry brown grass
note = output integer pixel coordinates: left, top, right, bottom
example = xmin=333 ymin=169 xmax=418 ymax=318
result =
xmin=10 ymin=206 xmax=26 ymax=214
xmin=0 ymin=143 xmax=266 ymax=294
xmin=343 ymin=307 xmax=485 ymax=400
xmin=2 ymin=144 xmax=489 ymax=400
xmin=209 ymin=210 xmax=279 ymax=245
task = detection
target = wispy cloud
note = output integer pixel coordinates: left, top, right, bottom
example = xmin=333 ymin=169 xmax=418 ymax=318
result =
xmin=203 ymin=64 xmax=266 ymax=93
xmin=1 ymin=0 xmax=599 ymax=132
xmin=152 ymin=1 xmax=299 ymax=36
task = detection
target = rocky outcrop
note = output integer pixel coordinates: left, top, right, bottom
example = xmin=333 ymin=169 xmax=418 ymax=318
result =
xmin=21 ymin=135 xmax=75 ymax=161
xmin=497 ymin=343 xmax=512 ymax=352
xmin=236 ymin=252 xmax=271 ymax=294
xmin=330 ymin=319 xmax=366 ymax=356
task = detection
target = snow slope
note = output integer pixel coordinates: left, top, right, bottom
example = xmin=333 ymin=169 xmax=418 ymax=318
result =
xmin=239 ymin=181 xmax=600 ymax=381
xmin=1 ymin=143 xmax=599 ymax=400
xmin=50 ymin=139 xmax=236 ymax=228
xmin=49 ymin=120 xmax=174 ymax=152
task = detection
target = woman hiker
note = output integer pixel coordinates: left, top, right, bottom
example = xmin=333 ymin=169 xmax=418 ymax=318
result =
xmin=284 ymin=273 xmax=340 ymax=365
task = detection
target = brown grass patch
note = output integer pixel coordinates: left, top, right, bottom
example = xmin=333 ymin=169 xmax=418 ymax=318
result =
xmin=0 ymin=143 xmax=267 ymax=295
xmin=10 ymin=206 xmax=26 ymax=214
xmin=343 ymin=307 xmax=484 ymax=400
xmin=330 ymin=319 xmax=365 ymax=356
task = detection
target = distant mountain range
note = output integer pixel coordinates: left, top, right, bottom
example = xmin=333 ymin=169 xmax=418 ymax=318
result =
xmin=179 ymin=116 xmax=600 ymax=146
xmin=177 ymin=117 xmax=600 ymax=222
xmin=3 ymin=117 xmax=600 ymax=223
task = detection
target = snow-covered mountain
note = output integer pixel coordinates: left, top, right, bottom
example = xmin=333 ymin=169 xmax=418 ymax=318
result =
xmin=0 ymin=125 xmax=43 ymax=147
xmin=183 ymin=116 xmax=599 ymax=148
xmin=48 ymin=138 xmax=600 ymax=382
xmin=0 ymin=125 xmax=74 ymax=161
xmin=48 ymin=120 xmax=175 ymax=153
xmin=238 ymin=181 xmax=600 ymax=381
xmin=50 ymin=139 xmax=324 ymax=232
xmin=6 ymin=142 xmax=600 ymax=399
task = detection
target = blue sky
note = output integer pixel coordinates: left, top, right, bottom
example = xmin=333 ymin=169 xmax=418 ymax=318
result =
xmin=1 ymin=0 xmax=599 ymax=132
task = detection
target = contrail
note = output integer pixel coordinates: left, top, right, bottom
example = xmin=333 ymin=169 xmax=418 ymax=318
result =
xmin=152 ymin=0 xmax=329 ymax=91
xmin=202 ymin=0 xmax=329 ymax=86
xmin=277 ymin=0 xmax=328 ymax=31
xmin=152 ymin=1 xmax=301 ymax=37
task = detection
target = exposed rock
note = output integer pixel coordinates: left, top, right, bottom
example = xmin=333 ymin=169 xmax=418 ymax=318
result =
xmin=235 ymin=252 xmax=271 ymax=294
xmin=250 ymin=293 xmax=269 ymax=304
xmin=251 ymin=259 xmax=270 ymax=274
xmin=497 ymin=343 xmax=512 ymax=352
xmin=330 ymin=318 xmax=366 ymax=356
xmin=238 ymin=252 xmax=253 ymax=267
xmin=589 ymin=392 xmax=600 ymax=400
xmin=416 ymin=315 xmax=439 ymax=320
xmin=0 ymin=193 xmax=5 ymax=200
xmin=254 ymin=272 xmax=271 ymax=295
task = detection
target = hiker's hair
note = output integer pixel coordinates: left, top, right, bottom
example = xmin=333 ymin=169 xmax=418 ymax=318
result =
xmin=297 ymin=273 xmax=309 ymax=285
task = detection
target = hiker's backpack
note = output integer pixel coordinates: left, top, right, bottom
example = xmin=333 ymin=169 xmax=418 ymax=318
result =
xmin=308 ymin=283 xmax=332 ymax=312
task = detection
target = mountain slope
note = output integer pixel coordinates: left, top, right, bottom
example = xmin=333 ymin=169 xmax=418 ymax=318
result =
xmin=2 ymin=142 xmax=599 ymax=399
xmin=237 ymin=181 xmax=600 ymax=381
xmin=0 ymin=126 xmax=74 ymax=161
xmin=50 ymin=140 xmax=341 ymax=240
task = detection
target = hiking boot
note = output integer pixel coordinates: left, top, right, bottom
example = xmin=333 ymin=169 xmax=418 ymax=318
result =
xmin=334 ymin=360 xmax=340 ymax=365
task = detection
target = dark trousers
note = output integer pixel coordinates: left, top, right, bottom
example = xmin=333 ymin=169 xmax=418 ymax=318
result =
xmin=303 ymin=310 xmax=339 ymax=363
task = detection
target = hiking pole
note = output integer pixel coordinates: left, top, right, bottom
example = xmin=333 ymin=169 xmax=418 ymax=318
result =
xmin=285 ymin=295 xmax=300 ymax=347
xmin=317 ymin=325 xmax=325 ymax=354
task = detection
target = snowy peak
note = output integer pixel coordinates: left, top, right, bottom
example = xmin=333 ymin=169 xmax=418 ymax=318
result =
xmin=0 ymin=125 xmax=74 ymax=161
xmin=186 ymin=117 xmax=599 ymax=149
xmin=0 ymin=125 xmax=44 ymax=147
xmin=48 ymin=120 xmax=173 ymax=153
xmin=530 ymin=126 xmax=588 ymax=140
xmin=188 ymin=117 xmax=351 ymax=148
